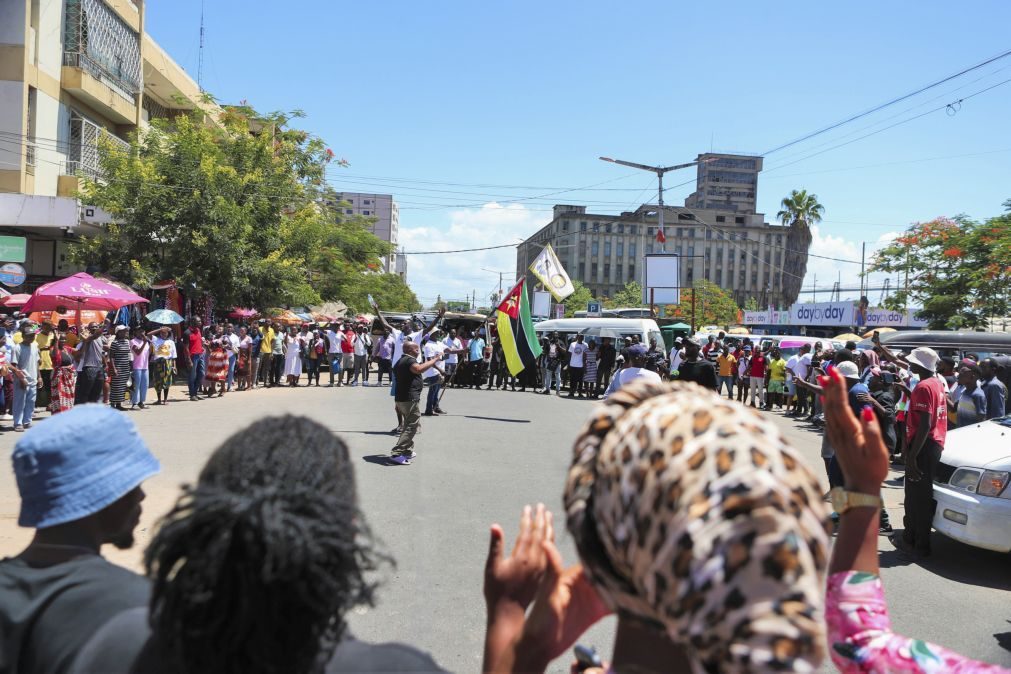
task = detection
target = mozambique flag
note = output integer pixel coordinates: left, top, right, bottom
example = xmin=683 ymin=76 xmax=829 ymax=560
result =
xmin=496 ymin=279 xmax=543 ymax=376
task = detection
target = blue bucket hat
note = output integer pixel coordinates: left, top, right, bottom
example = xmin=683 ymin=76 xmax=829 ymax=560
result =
xmin=12 ymin=405 xmax=160 ymax=529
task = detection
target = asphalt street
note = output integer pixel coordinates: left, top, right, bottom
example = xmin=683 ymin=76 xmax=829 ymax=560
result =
xmin=0 ymin=382 xmax=1008 ymax=672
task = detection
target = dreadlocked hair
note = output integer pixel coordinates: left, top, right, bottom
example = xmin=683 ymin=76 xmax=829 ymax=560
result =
xmin=144 ymin=415 xmax=389 ymax=674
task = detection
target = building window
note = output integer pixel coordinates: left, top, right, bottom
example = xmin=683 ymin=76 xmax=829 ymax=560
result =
xmin=363 ymin=210 xmax=371 ymax=215
xmin=591 ymin=241 xmax=599 ymax=256
xmin=647 ymin=227 xmax=655 ymax=236
xmin=688 ymin=228 xmax=695 ymax=238
xmin=628 ymin=225 xmax=637 ymax=235
xmin=687 ymin=245 xmax=694 ymax=256
xmin=605 ymin=223 xmax=612 ymax=233
xmin=616 ymin=263 xmax=623 ymax=278
xmin=580 ymin=221 xmax=588 ymax=232
xmin=628 ymin=265 xmax=635 ymax=280
xmin=629 ymin=242 xmax=636 ymax=257
xmin=364 ymin=199 xmax=372 ymax=205
xmin=591 ymin=263 xmax=598 ymax=278
xmin=647 ymin=244 xmax=654 ymax=254
xmin=735 ymin=216 xmax=745 ymax=224
xmin=716 ymin=215 xmax=725 ymax=223
xmin=345 ymin=209 xmax=353 ymax=214
xmin=604 ymin=263 xmax=611 ymax=279
xmin=616 ymin=241 xmax=624 ymax=257
xmin=705 ymin=229 xmax=712 ymax=239
xmin=675 ymin=245 xmax=682 ymax=255
xmin=604 ymin=241 xmax=611 ymax=257
xmin=777 ymin=234 xmax=783 ymax=245
xmin=562 ymin=220 xmax=570 ymax=231
xmin=617 ymin=224 xmax=624 ymax=234
xmin=592 ymin=222 xmax=600 ymax=232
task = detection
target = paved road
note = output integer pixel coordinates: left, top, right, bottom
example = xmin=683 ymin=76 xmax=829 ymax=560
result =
xmin=0 ymin=383 xmax=1008 ymax=672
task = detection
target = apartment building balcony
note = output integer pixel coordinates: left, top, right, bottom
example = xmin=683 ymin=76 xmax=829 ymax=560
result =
xmin=56 ymin=114 xmax=130 ymax=196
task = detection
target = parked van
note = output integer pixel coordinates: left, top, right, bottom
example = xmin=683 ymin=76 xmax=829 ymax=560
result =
xmin=533 ymin=318 xmax=666 ymax=355
xmin=761 ymin=335 xmax=844 ymax=359
xmin=857 ymin=330 xmax=1011 ymax=361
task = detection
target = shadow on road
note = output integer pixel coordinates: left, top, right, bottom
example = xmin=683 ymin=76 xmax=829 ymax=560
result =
xmin=878 ymin=528 xmax=1011 ymax=590
xmin=462 ymin=415 xmax=531 ymax=423
xmin=361 ymin=454 xmax=399 ymax=467
xmin=995 ymin=624 xmax=1011 ymax=654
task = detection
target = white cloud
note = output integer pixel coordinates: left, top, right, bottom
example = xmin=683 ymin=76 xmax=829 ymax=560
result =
xmin=398 ymin=203 xmax=547 ymax=308
xmin=800 ymin=226 xmax=900 ymax=302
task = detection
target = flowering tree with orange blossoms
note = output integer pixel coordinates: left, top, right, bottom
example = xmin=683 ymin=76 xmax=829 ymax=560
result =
xmin=869 ymin=202 xmax=1011 ymax=329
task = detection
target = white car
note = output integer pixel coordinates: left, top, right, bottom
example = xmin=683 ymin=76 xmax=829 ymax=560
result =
xmin=932 ymin=415 xmax=1011 ymax=553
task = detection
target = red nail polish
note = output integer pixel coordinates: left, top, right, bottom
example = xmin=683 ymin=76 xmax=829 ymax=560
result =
xmin=817 ymin=375 xmax=827 ymax=386
xmin=861 ymin=405 xmax=875 ymax=422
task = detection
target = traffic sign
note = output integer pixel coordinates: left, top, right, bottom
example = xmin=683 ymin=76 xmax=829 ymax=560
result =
xmin=0 ymin=263 xmax=26 ymax=287
xmin=586 ymin=301 xmax=602 ymax=318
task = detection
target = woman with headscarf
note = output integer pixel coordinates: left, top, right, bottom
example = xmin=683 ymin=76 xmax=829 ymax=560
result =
xmin=108 ymin=326 xmax=133 ymax=411
xmin=149 ymin=326 xmax=177 ymax=405
xmin=859 ymin=348 xmax=880 ymax=384
xmin=483 ymin=379 xmax=832 ymax=673
xmin=48 ymin=334 xmax=77 ymax=415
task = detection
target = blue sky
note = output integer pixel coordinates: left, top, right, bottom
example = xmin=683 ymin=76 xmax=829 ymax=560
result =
xmin=146 ymin=1 xmax=1011 ymax=307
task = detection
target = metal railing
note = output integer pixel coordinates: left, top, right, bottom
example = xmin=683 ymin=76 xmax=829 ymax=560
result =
xmin=66 ymin=114 xmax=130 ymax=180
xmin=25 ymin=142 xmax=36 ymax=168
xmin=63 ymin=0 xmax=141 ymax=98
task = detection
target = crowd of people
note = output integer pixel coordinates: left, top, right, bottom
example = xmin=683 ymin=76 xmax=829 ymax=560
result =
xmin=2 ymin=372 xmax=1008 ymax=673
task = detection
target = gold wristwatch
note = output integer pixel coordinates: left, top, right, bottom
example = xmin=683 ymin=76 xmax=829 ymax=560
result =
xmin=830 ymin=487 xmax=882 ymax=514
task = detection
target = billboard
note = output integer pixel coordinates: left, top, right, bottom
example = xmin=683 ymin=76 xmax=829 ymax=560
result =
xmin=643 ymin=254 xmax=680 ymax=305
xmin=743 ymin=302 xmax=927 ymax=328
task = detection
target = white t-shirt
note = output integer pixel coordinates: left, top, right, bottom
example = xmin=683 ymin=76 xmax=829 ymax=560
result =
xmin=785 ymin=355 xmax=799 ymax=382
xmin=392 ymin=328 xmax=427 ymax=363
xmin=227 ymin=333 xmax=241 ymax=353
xmin=737 ymin=355 xmax=751 ymax=378
xmin=794 ymin=353 xmax=812 ymax=381
xmin=670 ymin=349 xmax=685 ymax=373
xmin=568 ymin=342 xmax=587 ymax=368
xmin=604 ymin=366 xmax=661 ymax=398
xmin=443 ymin=337 xmax=462 ymax=364
xmin=422 ymin=341 xmax=446 ymax=379
xmin=326 ymin=329 xmax=346 ymax=354
xmin=352 ymin=332 xmax=371 ymax=357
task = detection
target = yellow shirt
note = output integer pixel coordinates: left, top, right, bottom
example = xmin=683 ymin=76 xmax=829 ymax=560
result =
xmin=716 ymin=354 xmax=737 ymax=377
xmin=769 ymin=358 xmax=788 ymax=381
xmin=260 ymin=327 xmax=275 ymax=354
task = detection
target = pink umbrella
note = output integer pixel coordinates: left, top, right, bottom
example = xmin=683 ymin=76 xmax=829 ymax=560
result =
xmin=1 ymin=293 xmax=32 ymax=307
xmin=22 ymin=273 xmax=148 ymax=315
xmin=228 ymin=307 xmax=258 ymax=319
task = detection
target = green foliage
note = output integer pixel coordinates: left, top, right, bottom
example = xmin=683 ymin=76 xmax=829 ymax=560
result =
xmin=604 ymin=281 xmax=644 ymax=308
xmin=446 ymin=300 xmax=471 ymax=312
xmin=343 ymin=273 xmax=421 ymax=314
xmin=71 ymin=105 xmax=399 ymax=310
xmin=662 ymin=280 xmax=740 ymax=327
xmin=561 ymin=280 xmax=595 ymax=317
xmin=870 ymin=205 xmax=1011 ymax=329
xmin=776 ymin=189 xmax=825 ymax=228
xmin=744 ymin=297 xmax=760 ymax=311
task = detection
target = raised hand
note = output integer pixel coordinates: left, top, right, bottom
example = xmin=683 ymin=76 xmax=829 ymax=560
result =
xmin=823 ymin=368 xmax=889 ymax=494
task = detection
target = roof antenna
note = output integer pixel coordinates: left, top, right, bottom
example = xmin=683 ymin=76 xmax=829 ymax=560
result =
xmin=197 ymin=0 xmax=205 ymax=90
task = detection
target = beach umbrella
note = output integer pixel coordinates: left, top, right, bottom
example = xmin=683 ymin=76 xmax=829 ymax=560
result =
xmin=834 ymin=332 xmax=862 ymax=342
xmin=145 ymin=309 xmax=184 ymax=324
xmin=862 ymin=327 xmax=896 ymax=339
xmin=1 ymin=293 xmax=31 ymax=307
xmin=229 ymin=307 xmax=258 ymax=319
xmin=23 ymin=273 xmax=148 ymax=313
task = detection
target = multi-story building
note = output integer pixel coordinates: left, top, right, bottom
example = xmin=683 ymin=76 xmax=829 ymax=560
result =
xmin=0 ymin=0 xmax=208 ymax=288
xmin=331 ymin=192 xmax=399 ymax=273
xmin=516 ymin=154 xmax=807 ymax=307
xmin=394 ymin=248 xmax=407 ymax=282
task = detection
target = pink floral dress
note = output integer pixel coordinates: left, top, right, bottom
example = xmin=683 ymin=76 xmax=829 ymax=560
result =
xmin=827 ymin=571 xmax=1010 ymax=673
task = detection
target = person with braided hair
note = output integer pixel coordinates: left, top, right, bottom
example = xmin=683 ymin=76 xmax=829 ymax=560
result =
xmin=71 ymin=416 xmax=445 ymax=674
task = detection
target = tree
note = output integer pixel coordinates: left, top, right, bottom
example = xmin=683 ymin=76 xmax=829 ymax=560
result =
xmin=870 ymin=206 xmax=1011 ymax=329
xmin=604 ymin=281 xmax=644 ymax=308
xmin=744 ymin=296 xmax=760 ymax=311
xmin=777 ymin=189 xmax=824 ymax=305
xmin=343 ymin=273 xmax=421 ymax=314
xmin=662 ymin=280 xmax=740 ymax=327
xmin=71 ymin=103 xmax=394 ymax=310
xmin=561 ymin=280 xmax=595 ymax=317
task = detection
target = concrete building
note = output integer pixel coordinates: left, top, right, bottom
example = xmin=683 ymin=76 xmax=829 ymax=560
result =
xmin=332 ymin=192 xmax=399 ymax=272
xmin=0 ymin=0 xmax=208 ymax=289
xmin=516 ymin=154 xmax=807 ymax=308
xmin=394 ymin=248 xmax=407 ymax=282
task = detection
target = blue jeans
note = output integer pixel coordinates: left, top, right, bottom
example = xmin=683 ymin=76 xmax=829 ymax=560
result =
xmin=131 ymin=369 xmax=149 ymax=405
xmin=226 ymin=354 xmax=237 ymax=389
xmin=12 ymin=379 xmax=36 ymax=427
xmin=542 ymin=364 xmax=562 ymax=392
xmin=717 ymin=375 xmax=734 ymax=396
xmin=425 ymin=378 xmax=441 ymax=413
xmin=188 ymin=353 xmax=206 ymax=396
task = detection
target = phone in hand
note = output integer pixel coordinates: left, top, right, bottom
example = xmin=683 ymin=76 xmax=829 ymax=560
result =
xmin=872 ymin=330 xmax=880 ymax=343
xmin=882 ymin=372 xmax=895 ymax=384
xmin=573 ymin=644 xmax=602 ymax=671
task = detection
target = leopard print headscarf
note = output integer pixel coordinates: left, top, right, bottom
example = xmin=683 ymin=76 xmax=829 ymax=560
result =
xmin=565 ymin=380 xmax=831 ymax=673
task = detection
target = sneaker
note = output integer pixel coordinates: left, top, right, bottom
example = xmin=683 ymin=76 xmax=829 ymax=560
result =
xmin=391 ymin=426 xmax=403 ymax=435
xmin=363 ymin=382 xmax=370 ymax=387
xmin=434 ymin=408 xmax=448 ymax=415
xmin=390 ymin=454 xmax=412 ymax=465
xmin=405 ymin=450 xmax=418 ymax=459
xmin=1 ymin=414 xmax=12 ymax=420
xmin=13 ymin=425 xmax=23 ymax=432
xmin=423 ymin=411 xmax=435 ymax=417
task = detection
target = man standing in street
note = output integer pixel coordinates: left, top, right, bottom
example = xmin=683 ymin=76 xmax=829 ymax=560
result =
xmin=256 ymin=320 xmax=274 ymax=387
xmin=675 ymin=338 xmax=718 ymax=391
xmin=0 ymin=405 xmax=159 ymax=674
xmin=350 ymin=325 xmax=372 ymax=386
xmin=325 ymin=321 xmax=346 ymax=386
xmin=442 ymin=328 xmax=463 ymax=386
xmin=467 ymin=326 xmax=486 ymax=389
xmin=602 ymin=344 xmax=661 ymax=398
xmin=748 ymin=346 xmax=767 ymax=408
xmin=10 ymin=322 xmax=40 ymax=432
xmin=391 ymin=342 xmax=443 ymax=465
xmin=897 ymin=347 xmax=947 ymax=557
xmin=979 ymin=358 xmax=1007 ymax=419
xmin=787 ymin=343 xmax=812 ymax=417
xmin=715 ymin=344 xmax=736 ymax=400
xmin=422 ymin=331 xmax=448 ymax=416
xmin=373 ymin=304 xmax=443 ymax=431
xmin=596 ymin=336 xmax=616 ymax=393
xmin=567 ymin=334 xmax=587 ymax=398
xmin=948 ymin=362 xmax=987 ymax=428
xmin=184 ymin=318 xmax=206 ymax=401
xmin=75 ymin=322 xmax=107 ymax=405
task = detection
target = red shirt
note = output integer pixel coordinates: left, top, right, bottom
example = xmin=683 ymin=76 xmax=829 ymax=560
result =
xmin=906 ymin=376 xmax=947 ymax=446
xmin=749 ymin=354 xmax=766 ymax=377
xmin=187 ymin=330 xmax=204 ymax=356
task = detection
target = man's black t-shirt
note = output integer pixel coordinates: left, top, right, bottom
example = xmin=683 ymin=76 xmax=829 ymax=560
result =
xmin=0 ymin=555 xmax=150 ymax=674
xmin=393 ymin=355 xmax=424 ymax=403
xmin=678 ymin=359 xmax=718 ymax=391
xmin=70 ymin=607 xmax=447 ymax=673
xmin=598 ymin=343 xmax=616 ymax=368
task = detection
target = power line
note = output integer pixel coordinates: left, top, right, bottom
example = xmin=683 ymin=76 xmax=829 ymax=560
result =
xmin=761 ymin=47 xmax=1011 ymax=155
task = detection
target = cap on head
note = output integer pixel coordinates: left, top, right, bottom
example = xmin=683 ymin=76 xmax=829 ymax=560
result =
xmin=12 ymin=405 xmax=160 ymax=529
xmin=908 ymin=346 xmax=940 ymax=373
xmin=20 ymin=322 xmax=38 ymax=336
xmin=836 ymin=360 xmax=860 ymax=380
xmin=628 ymin=343 xmax=648 ymax=358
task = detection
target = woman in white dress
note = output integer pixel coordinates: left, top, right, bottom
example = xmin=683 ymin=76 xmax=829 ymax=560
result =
xmin=283 ymin=326 xmax=304 ymax=387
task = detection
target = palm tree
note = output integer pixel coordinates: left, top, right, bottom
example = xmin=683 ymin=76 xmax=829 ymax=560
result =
xmin=776 ymin=189 xmax=824 ymax=304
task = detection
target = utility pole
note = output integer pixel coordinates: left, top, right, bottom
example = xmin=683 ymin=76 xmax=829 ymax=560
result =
xmin=197 ymin=0 xmax=205 ymax=90
xmin=811 ymin=275 xmax=817 ymax=303
xmin=859 ymin=241 xmax=866 ymax=299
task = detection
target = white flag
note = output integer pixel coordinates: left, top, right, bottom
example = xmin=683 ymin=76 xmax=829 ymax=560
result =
xmin=529 ymin=244 xmax=574 ymax=302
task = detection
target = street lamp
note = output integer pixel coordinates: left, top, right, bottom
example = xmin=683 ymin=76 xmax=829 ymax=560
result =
xmin=599 ymin=156 xmax=707 ymax=253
